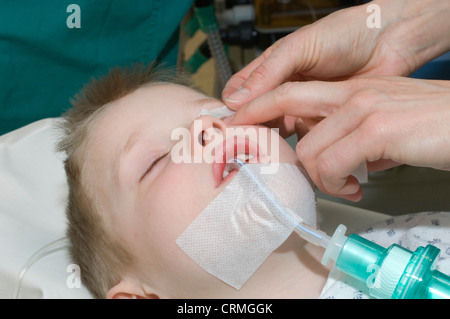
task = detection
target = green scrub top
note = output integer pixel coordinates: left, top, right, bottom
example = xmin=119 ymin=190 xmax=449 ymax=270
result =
xmin=0 ymin=0 xmax=194 ymax=135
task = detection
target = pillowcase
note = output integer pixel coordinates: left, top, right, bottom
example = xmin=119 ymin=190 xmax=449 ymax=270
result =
xmin=0 ymin=118 xmax=93 ymax=298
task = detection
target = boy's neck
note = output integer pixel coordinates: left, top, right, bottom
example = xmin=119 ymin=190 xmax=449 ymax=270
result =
xmin=237 ymin=233 xmax=330 ymax=298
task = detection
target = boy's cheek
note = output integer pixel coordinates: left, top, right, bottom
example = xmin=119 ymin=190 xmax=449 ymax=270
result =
xmin=146 ymin=167 xmax=212 ymax=239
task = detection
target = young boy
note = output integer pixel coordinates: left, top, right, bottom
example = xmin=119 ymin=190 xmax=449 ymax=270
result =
xmin=58 ymin=64 xmax=450 ymax=299
xmin=58 ymin=64 xmax=330 ymax=299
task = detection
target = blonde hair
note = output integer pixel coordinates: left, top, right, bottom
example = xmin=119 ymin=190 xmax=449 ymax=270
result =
xmin=58 ymin=63 xmax=191 ymax=298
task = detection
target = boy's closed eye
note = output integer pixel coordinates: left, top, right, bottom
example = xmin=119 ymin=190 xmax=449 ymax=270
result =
xmin=140 ymin=152 xmax=169 ymax=182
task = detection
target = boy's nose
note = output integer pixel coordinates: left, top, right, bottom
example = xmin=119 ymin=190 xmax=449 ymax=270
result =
xmin=190 ymin=115 xmax=228 ymax=149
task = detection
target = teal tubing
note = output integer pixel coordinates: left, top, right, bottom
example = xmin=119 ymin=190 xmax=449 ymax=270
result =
xmin=336 ymin=234 xmax=450 ymax=299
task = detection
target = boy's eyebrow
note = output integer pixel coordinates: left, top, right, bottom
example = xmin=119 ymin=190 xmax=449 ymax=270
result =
xmin=123 ymin=130 xmax=142 ymax=156
xmin=114 ymin=130 xmax=143 ymax=180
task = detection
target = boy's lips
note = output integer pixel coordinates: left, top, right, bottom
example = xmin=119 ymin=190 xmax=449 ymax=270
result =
xmin=212 ymin=135 xmax=263 ymax=188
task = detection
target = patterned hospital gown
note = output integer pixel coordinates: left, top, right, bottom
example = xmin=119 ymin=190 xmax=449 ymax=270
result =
xmin=319 ymin=211 xmax=450 ymax=299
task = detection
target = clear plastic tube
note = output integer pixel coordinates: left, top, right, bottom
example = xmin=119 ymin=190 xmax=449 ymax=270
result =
xmin=234 ymin=159 xmax=330 ymax=247
xmin=12 ymin=237 xmax=70 ymax=298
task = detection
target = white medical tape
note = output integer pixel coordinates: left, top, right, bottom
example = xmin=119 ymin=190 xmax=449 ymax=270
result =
xmin=352 ymin=162 xmax=368 ymax=184
xmin=176 ymin=163 xmax=316 ymax=289
xmin=198 ymin=105 xmax=235 ymax=119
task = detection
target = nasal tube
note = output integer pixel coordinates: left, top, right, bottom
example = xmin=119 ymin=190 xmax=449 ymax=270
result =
xmin=296 ymin=223 xmax=450 ymax=299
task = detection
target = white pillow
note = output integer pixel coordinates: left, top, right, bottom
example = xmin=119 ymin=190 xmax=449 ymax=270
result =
xmin=0 ymin=118 xmax=388 ymax=299
xmin=0 ymin=118 xmax=93 ymax=298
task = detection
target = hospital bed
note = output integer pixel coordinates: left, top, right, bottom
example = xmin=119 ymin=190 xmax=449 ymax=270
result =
xmin=0 ymin=118 xmax=390 ymax=298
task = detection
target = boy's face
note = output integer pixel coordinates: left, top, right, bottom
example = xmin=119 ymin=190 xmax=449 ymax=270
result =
xmin=88 ymin=83 xmax=309 ymax=298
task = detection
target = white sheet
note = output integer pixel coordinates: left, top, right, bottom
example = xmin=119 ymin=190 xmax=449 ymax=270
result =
xmin=0 ymin=118 xmax=93 ymax=298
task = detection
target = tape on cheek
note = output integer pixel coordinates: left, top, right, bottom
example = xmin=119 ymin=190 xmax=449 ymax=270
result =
xmin=176 ymin=163 xmax=316 ymax=290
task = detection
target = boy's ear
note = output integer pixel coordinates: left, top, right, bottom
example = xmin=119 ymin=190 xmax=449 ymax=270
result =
xmin=106 ymin=279 xmax=161 ymax=299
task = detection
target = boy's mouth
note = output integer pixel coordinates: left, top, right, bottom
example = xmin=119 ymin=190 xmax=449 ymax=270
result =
xmin=212 ymin=135 xmax=262 ymax=188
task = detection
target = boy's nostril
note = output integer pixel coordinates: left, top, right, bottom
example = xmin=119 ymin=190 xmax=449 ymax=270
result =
xmin=199 ymin=130 xmax=206 ymax=146
xmin=199 ymin=126 xmax=223 ymax=146
xmin=212 ymin=123 xmax=222 ymax=133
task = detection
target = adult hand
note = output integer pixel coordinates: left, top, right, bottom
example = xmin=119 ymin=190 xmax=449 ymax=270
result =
xmin=222 ymin=0 xmax=450 ymax=137
xmin=235 ymin=76 xmax=450 ymax=201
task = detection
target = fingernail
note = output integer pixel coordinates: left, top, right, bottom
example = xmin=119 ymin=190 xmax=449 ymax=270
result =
xmin=224 ymin=87 xmax=250 ymax=104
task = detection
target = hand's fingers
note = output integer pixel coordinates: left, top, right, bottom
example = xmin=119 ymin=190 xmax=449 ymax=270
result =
xmin=254 ymin=115 xmax=298 ymax=138
xmin=279 ymin=115 xmax=298 ymax=138
xmin=294 ymin=117 xmax=323 ymax=140
xmin=367 ymin=159 xmax=400 ymax=172
xmin=315 ymin=129 xmax=373 ymax=196
xmin=230 ymin=81 xmax=350 ymax=126
xmin=223 ymin=32 xmax=314 ymax=108
xmin=298 ymin=100 xmax=396 ymax=200
xmin=221 ymin=42 xmax=279 ymax=104
xmin=295 ymin=89 xmax=381 ymax=196
xmin=310 ymin=120 xmax=395 ymax=203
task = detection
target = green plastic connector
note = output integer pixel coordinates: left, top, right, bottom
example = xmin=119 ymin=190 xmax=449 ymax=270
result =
xmin=335 ymin=233 xmax=450 ymax=299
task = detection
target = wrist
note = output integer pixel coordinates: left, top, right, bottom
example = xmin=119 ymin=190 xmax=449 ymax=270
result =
xmin=371 ymin=0 xmax=450 ymax=73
